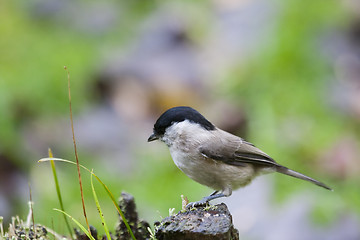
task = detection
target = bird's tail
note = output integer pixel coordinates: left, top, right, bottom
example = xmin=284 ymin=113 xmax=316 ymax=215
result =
xmin=275 ymin=165 xmax=332 ymax=191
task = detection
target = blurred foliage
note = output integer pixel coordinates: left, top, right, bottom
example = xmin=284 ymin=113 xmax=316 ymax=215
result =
xmin=0 ymin=0 xmax=156 ymax=162
xmin=224 ymin=0 xmax=346 ymax=160
xmin=1 ymin=0 xmax=359 ymax=237
xmin=0 ymin=0 xmax=156 ymax=230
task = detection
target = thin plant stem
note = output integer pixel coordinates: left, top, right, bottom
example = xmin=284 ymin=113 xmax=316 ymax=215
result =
xmin=28 ymin=183 xmax=35 ymax=234
xmin=64 ymin=66 xmax=91 ymax=234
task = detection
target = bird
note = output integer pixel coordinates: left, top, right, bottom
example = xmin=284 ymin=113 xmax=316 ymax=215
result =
xmin=148 ymin=106 xmax=332 ymax=207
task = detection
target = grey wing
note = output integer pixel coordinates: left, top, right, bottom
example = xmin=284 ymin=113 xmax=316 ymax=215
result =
xmin=233 ymin=141 xmax=279 ymax=167
xmin=199 ymin=131 xmax=279 ymax=168
xmin=199 ymin=129 xmax=333 ymax=191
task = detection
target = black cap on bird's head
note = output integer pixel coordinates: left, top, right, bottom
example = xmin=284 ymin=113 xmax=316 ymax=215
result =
xmin=148 ymin=106 xmax=215 ymax=142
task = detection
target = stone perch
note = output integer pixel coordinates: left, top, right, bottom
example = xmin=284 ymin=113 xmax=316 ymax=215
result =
xmin=73 ymin=193 xmax=239 ymax=240
xmin=155 ymin=203 xmax=239 ymax=240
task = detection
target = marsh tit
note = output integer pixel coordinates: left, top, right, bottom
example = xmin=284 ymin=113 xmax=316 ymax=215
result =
xmin=148 ymin=106 xmax=332 ymax=207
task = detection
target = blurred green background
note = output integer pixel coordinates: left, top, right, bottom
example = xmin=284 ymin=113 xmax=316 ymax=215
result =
xmin=1 ymin=0 xmax=360 ymax=239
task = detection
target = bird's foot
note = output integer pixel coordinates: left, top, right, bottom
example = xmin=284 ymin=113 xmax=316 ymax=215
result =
xmin=186 ymin=199 xmax=210 ymax=209
xmin=186 ymin=192 xmax=227 ymax=210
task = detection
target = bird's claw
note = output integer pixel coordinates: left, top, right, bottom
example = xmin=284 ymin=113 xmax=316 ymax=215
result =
xmin=185 ymin=199 xmax=209 ymax=209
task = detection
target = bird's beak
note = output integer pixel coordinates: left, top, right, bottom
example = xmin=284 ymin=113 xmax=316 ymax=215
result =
xmin=148 ymin=133 xmax=158 ymax=142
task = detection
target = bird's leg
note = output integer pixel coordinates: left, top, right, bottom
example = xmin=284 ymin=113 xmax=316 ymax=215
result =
xmin=210 ymin=190 xmax=219 ymax=196
xmin=186 ymin=189 xmax=230 ymax=208
xmin=201 ymin=193 xmax=227 ymax=203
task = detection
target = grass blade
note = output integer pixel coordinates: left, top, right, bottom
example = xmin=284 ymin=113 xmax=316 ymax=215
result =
xmin=0 ymin=216 xmax=4 ymax=238
xmin=39 ymin=157 xmax=136 ymax=240
xmin=90 ymin=169 xmax=111 ymax=240
xmin=27 ymin=182 xmax=35 ymax=234
xmin=64 ymin=66 xmax=91 ymax=234
xmin=53 ymin=209 xmax=95 ymax=240
xmin=48 ymin=148 xmax=73 ymax=238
